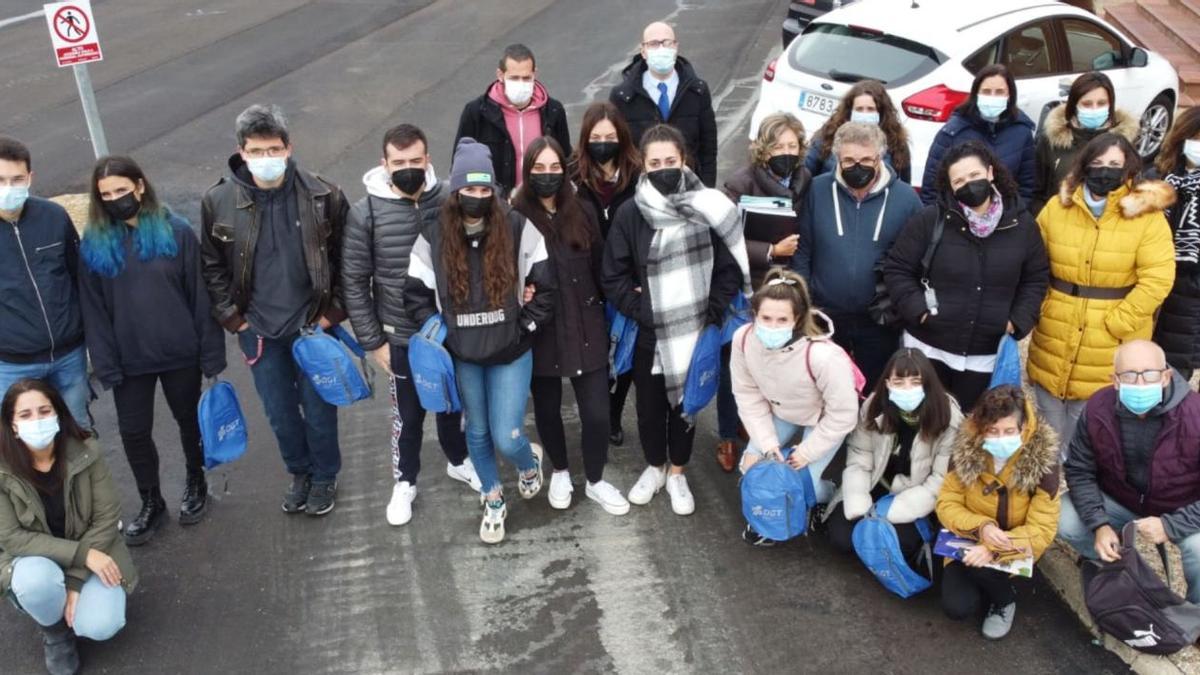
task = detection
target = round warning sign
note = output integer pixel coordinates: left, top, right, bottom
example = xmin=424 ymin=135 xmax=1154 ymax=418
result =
xmin=52 ymin=6 xmax=90 ymax=44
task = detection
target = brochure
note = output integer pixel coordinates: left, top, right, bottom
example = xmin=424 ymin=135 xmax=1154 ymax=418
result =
xmin=934 ymin=528 xmax=1034 ymax=578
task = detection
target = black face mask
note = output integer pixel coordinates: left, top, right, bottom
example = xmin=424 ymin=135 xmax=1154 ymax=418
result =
xmin=953 ymin=179 xmax=993 ymax=208
xmin=528 ymin=172 xmax=564 ymax=199
xmin=841 ymin=163 xmax=876 ymax=190
xmin=767 ymin=154 xmax=799 ymax=179
xmin=647 ymin=168 xmax=683 ymax=195
xmin=587 ymin=141 xmax=620 ymax=164
xmin=391 ymin=168 xmax=425 ymax=196
xmin=103 ymin=192 xmax=141 ymax=222
xmin=460 ymin=194 xmax=493 ymax=220
xmin=1085 ymin=166 xmax=1126 ymax=197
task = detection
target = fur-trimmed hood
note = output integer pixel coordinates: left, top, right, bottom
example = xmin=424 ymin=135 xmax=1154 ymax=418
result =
xmin=1042 ymin=104 xmax=1139 ymax=150
xmin=1058 ymin=179 xmax=1178 ymax=219
xmin=950 ymin=399 xmax=1060 ymax=494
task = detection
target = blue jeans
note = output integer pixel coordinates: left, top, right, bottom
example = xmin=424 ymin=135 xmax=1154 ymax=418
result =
xmin=740 ymin=416 xmax=835 ymax=504
xmin=237 ymin=329 xmax=341 ymax=484
xmin=1059 ymin=492 xmax=1200 ymax=604
xmin=9 ymin=556 xmax=125 ymax=640
xmin=455 ymin=350 xmax=536 ymax=496
xmin=0 ymin=345 xmax=91 ymax=430
xmin=717 ymin=343 xmax=739 ymax=440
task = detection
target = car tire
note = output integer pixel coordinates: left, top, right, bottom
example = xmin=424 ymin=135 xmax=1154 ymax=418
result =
xmin=1134 ymin=92 xmax=1173 ymax=160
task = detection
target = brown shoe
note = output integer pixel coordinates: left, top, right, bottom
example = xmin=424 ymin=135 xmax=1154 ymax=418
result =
xmin=737 ymin=422 xmax=750 ymax=443
xmin=716 ymin=440 xmax=736 ymax=473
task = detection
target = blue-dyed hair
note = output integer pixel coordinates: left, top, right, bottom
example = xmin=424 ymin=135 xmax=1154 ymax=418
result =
xmin=81 ymin=155 xmax=178 ymax=278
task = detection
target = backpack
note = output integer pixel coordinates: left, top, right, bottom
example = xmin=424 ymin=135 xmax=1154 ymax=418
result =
xmin=868 ymin=216 xmax=944 ymax=328
xmin=681 ymin=324 xmax=722 ymax=419
xmin=408 ymin=314 xmax=462 ymax=413
xmin=606 ymin=303 xmax=638 ymax=381
xmin=741 ymin=453 xmax=816 ymax=541
xmin=198 ymin=380 xmax=248 ymax=470
xmin=1082 ymin=522 xmax=1200 ymax=655
xmin=721 ymin=293 xmax=752 ymax=345
xmin=851 ymin=494 xmax=935 ymax=598
xmin=291 ymin=324 xmax=374 ymax=407
xmin=736 ymin=324 xmax=867 ymax=398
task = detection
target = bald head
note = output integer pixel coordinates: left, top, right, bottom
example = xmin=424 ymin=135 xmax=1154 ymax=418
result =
xmin=642 ymin=22 xmax=676 ymax=44
xmin=1114 ymin=340 xmax=1167 ymax=373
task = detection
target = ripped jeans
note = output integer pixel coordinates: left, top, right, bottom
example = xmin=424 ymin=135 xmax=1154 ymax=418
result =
xmin=455 ymin=350 xmax=537 ymax=497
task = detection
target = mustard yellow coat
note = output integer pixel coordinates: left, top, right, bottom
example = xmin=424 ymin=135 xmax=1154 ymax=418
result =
xmin=1027 ymin=180 xmax=1176 ymax=400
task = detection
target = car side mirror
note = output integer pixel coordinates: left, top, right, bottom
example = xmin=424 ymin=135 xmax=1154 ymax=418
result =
xmin=1129 ymin=47 xmax=1149 ymax=67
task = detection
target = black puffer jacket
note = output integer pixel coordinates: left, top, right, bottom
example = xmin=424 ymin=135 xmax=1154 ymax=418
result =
xmin=1153 ymin=165 xmax=1200 ymax=372
xmin=722 ymin=162 xmax=811 ymax=288
xmin=882 ymin=194 xmax=1049 ymax=355
xmin=342 ymin=166 xmax=445 ymax=350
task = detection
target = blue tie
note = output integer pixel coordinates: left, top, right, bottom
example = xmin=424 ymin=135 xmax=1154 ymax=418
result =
xmin=657 ymin=82 xmax=670 ymax=122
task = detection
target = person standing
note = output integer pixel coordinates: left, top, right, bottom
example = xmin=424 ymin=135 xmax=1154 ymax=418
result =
xmin=1152 ymin=108 xmax=1200 ymax=379
xmin=200 ymin=104 xmax=349 ymax=517
xmin=78 ymin=156 xmax=226 ymax=545
xmin=453 ymin=44 xmax=572 ymax=197
xmin=0 ymin=137 xmax=90 ymax=430
xmin=610 ymin=21 xmax=718 ymax=187
xmin=341 ymin=124 xmax=481 ymax=527
xmin=804 ymin=80 xmax=912 ymax=183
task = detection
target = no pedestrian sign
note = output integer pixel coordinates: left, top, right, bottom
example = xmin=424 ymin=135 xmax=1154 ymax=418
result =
xmin=43 ymin=1 xmax=103 ymax=68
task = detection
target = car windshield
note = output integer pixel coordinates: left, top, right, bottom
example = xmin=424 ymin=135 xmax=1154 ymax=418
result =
xmin=789 ymin=23 xmax=943 ymax=87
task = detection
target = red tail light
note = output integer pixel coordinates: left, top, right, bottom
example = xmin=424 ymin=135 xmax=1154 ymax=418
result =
xmin=902 ymin=85 xmax=969 ymax=122
xmin=764 ymin=58 xmax=778 ymax=82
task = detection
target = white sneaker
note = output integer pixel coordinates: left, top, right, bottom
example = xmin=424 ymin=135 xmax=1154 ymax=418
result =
xmin=586 ymin=480 xmax=630 ymax=515
xmin=480 ymin=498 xmax=507 ymax=544
xmin=665 ymin=474 xmax=695 ymax=516
xmin=447 ymin=458 xmax=483 ymax=492
xmin=386 ymin=481 xmax=416 ymax=526
xmin=627 ymin=465 xmax=667 ymax=505
xmin=518 ymin=443 xmax=544 ymax=499
xmin=548 ymin=471 xmax=573 ymax=509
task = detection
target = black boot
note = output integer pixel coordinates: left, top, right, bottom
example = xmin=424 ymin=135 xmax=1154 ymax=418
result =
xmin=40 ymin=620 xmax=80 ymax=675
xmin=179 ymin=470 xmax=208 ymax=526
xmin=124 ymin=488 xmax=166 ymax=546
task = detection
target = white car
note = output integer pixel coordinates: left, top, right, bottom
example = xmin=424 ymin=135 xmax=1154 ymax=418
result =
xmin=750 ymin=0 xmax=1180 ymax=188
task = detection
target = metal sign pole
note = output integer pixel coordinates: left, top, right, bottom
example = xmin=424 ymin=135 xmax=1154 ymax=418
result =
xmin=71 ymin=62 xmax=108 ymax=158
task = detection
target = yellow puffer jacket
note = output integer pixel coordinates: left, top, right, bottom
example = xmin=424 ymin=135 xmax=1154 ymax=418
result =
xmin=1027 ymin=180 xmax=1176 ymax=400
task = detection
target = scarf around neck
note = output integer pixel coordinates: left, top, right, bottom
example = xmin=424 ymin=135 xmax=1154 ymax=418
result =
xmin=961 ymin=186 xmax=1003 ymax=238
xmin=1166 ymin=168 xmax=1200 ymax=264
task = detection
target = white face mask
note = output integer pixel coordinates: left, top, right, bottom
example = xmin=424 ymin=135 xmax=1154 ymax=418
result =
xmin=646 ymin=47 xmax=677 ymax=75
xmin=1185 ymin=139 xmax=1200 ymax=168
xmin=504 ymin=79 xmax=534 ymax=107
xmin=16 ymin=415 xmax=59 ymax=451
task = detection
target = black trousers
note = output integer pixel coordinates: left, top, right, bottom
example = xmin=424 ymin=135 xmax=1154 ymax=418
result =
xmin=829 ymin=313 xmax=898 ymax=392
xmin=632 ymin=343 xmax=695 ymax=467
xmin=112 ymin=366 xmax=204 ymax=492
xmin=531 ymin=367 xmax=610 ymax=483
xmin=389 ymin=344 xmax=468 ymax=485
xmin=825 ymin=501 xmax=928 ymax=561
xmin=609 ymin=371 xmax=634 ymax=429
xmin=929 ymin=359 xmax=993 ymax=413
xmin=941 ymin=561 xmax=1018 ymax=620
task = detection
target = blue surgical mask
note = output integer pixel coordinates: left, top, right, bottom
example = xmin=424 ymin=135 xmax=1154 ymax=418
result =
xmin=246 ymin=156 xmax=287 ymax=183
xmin=0 ymin=185 xmax=30 ymax=213
xmin=1077 ymin=106 xmax=1110 ymax=130
xmin=646 ymin=47 xmax=677 ymax=76
xmin=1119 ymin=382 xmax=1164 ymax=415
xmin=976 ymin=94 xmax=1008 ymax=121
xmin=755 ymin=324 xmax=793 ymax=350
xmin=887 ymin=386 xmax=925 ymax=413
xmin=850 ymin=110 xmax=880 ymax=126
xmin=16 ymin=416 xmax=59 ymax=451
xmin=1183 ymin=139 xmax=1200 ymax=168
xmin=982 ymin=434 xmax=1022 ymax=459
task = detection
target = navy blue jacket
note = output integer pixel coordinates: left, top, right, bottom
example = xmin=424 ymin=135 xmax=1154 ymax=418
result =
xmin=919 ymin=108 xmax=1036 ymax=206
xmin=0 ymin=197 xmax=83 ymax=363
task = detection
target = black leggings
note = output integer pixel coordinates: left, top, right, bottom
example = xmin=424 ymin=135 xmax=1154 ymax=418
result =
xmin=941 ymin=561 xmax=1018 ymax=620
xmin=632 ymin=342 xmax=695 ymax=467
xmin=531 ymin=368 xmax=610 ymax=483
xmin=929 ymin=359 xmax=993 ymax=413
xmin=112 ymin=367 xmax=204 ymax=492
xmin=825 ymin=501 xmax=928 ymax=562
xmin=609 ymin=371 xmax=634 ymax=429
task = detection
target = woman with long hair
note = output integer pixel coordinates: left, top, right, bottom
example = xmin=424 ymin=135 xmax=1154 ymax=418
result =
xmin=0 ymin=378 xmax=138 ymax=674
xmin=77 ymin=156 xmax=226 ymax=546
xmin=1152 ymin=107 xmax=1200 ymax=378
xmin=804 ymin=79 xmax=912 ymax=183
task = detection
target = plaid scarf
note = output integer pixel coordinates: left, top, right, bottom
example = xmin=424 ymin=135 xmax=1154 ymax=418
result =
xmin=635 ymin=169 xmax=751 ymax=406
xmin=1166 ymin=169 xmax=1200 ymax=265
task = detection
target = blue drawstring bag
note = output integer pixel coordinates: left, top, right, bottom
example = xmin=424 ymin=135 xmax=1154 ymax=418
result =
xmin=741 ymin=452 xmax=816 ymax=541
xmin=989 ymin=334 xmax=1022 ymax=389
xmin=291 ymin=324 xmax=373 ymax=407
xmin=721 ymin=293 xmax=752 ymax=345
xmin=606 ymin=303 xmax=638 ymax=380
xmin=408 ymin=314 xmax=461 ymax=413
xmin=681 ymin=324 xmax=722 ymax=420
xmin=851 ymin=494 xmax=934 ymax=598
xmin=198 ymin=379 xmax=248 ymax=470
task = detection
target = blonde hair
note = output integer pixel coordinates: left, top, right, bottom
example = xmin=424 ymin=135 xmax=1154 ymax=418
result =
xmin=752 ymin=268 xmax=820 ymax=337
xmin=751 ymin=113 xmax=807 ymax=167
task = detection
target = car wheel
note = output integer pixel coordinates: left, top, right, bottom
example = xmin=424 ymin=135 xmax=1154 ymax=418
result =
xmin=1134 ymin=93 xmax=1173 ymax=159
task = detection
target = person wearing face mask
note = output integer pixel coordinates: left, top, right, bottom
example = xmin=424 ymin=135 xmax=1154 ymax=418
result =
xmin=1028 ymin=133 xmax=1175 ymax=450
xmin=731 ymin=268 xmax=859 ymax=545
xmin=920 ymin=65 xmax=1036 ymax=207
xmin=200 ymin=104 xmax=350 ymax=517
xmin=937 ymin=385 xmax=1061 ymax=640
xmin=884 ymin=142 xmax=1048 ymax=412
xmin=792 ymin=122 xmax=922 ymax=389
xmin=1152 ymin=108 xmax=1200 ymax=380
xmin=609 ymin=21 xmax=718 ymax=187
xmin=0 ymin=137 xmax=90 ymax=432
xmin=1058 ymin=340 xmax=1200 ymax=604
xmin=341 ymin=124 xmax=480 ymax=528
xmin=804 ymin=79 xmax=912 ymax=183
xmin=601 ymin=124 xmax=749 ymax=515
xmin=0 ymin=379 xmax=138 ymax=675
xmin=826 ymin=349 xmax=962 ymax=559
xmin=77 ymin=156 xmax=226 ymax=545
xmin=1032 ymin=72 xmax=1139 ymax=216
xmin=453 ymin=44 xmax=572 ymax=197
xmin=405 ymin=138 xmax=556 ymax=544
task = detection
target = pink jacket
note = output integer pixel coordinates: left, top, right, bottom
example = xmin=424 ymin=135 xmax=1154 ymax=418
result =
xmin=730 ymin=314 xmax=860 ymax=465
xmin=488 ymin=80 xmax=549 ymax=186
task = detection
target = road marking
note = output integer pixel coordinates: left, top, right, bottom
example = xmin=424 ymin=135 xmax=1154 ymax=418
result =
xmin=0 ymin=9 xmax=42 ymax=30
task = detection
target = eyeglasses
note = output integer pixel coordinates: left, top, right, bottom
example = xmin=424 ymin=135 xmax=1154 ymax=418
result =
xmin=642 ymin=39 xmax=677 ymax=49
xmin=243 ymin=146 xmax=288 ymax=159
xmin=839 ymin=158 xmax=879 ymax=169
xmin=1115 ymin=368 xmax=1168 ymax=384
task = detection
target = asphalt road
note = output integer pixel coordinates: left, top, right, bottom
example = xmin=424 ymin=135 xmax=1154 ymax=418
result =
xmin=0 ymin=1 xmax=1125 ymax=673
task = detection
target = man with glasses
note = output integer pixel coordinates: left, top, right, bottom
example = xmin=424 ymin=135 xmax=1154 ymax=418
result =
xmin=1059 ymin=340 xmax=1200 ymax=603
xmin=610 ymin=21 xmax=718 ymax=186
xmin=200 ymin=104 xmax=349 ymax=517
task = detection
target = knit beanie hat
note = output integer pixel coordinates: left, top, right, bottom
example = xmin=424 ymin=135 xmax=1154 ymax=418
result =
xmin=449 ymin=138 xmax=496 ymax=192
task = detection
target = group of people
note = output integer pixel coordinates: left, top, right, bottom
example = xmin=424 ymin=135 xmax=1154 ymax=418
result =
xmin=0 ymin=15 xmax=1199 ymax=672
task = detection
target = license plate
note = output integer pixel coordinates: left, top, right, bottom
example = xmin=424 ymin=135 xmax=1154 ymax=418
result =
xmin=799 ymin=90 xmax=838 ymax=116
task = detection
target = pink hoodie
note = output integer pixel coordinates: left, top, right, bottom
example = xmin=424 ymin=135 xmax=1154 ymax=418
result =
xmin=488 ymin=80 xmax=549 ymax=186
